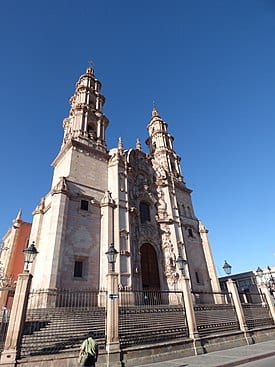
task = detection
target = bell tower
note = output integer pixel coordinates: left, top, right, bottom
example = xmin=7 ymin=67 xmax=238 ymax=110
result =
xmin=146 ymin=108 xmax=214 ymax=294
xmin=30 ymin=67 xmax=110 ymax=290
xmin=146 ymin=108 xmax=184 ymax=182
xmin=62 ymin=67 xmax=108 ymax=150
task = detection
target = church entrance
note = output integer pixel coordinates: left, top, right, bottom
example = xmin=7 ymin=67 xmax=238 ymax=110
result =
xmin=140 ymin=243 xmax=160 ymax=290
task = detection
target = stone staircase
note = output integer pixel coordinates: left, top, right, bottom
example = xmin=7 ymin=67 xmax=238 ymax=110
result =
xmin=20 ymin=305 xmax=188 ymax=358
xmin=20 ymin=308 xmax=106 ymax=357
xmin=119 ymin=305 xmax=188 ymax=348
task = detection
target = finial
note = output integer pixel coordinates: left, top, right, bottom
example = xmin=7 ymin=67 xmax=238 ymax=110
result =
xmin=88 ymin=59 xmax=95 ymax=69
xmin=118 ymin=137 xmax=123 ymax=153
xmin=136 ymin=137 xmax=142 ymax=151
xmin=13 ymin=209 xmax=22 ymax=228
xmin=152 ymin=101 xmax=159 ymax=117
xmin=15 ymin=209 xmax=22 ymax=221
xmin=86 ymin=60 xmax=95 ymax=74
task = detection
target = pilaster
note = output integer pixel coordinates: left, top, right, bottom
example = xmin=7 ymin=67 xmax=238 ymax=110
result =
xmin=199 ymin=221 xmax=221 ymax=296
xmin=226 ymin=279 xmax=253 ymax=345
xmin=0 ymin=273 xmax=32 ymax=366
xmin=179 ymin=276 xmax=203 ymax=355
xmin=99 ymin=191 xmax=116 ymax=290
xmin=259 ymin=284 xmax=275 ymax=322
xmin=106 ymin=272 xmax=121 ymax=367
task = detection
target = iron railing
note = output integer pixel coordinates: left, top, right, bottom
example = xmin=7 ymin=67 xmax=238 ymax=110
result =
xmin=192 ymin=291 xmax=240 ymax=336
xmin=27 ymin=288 xmax=106 ymax=310
xmin=240 ymin=292 xmax=274 ymax=329
xmin=20 ymin=288 xmax=106 ymax=358
xmin=192 ymin=290 xmax=232 ymax=305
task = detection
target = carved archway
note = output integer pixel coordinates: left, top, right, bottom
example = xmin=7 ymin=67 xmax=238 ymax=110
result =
xmin=140 ymin=243 xmax=160 ymax=290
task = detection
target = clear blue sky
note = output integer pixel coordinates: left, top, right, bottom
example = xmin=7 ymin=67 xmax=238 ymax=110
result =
xmin=1 ymin=0 xmax=275 ymax=276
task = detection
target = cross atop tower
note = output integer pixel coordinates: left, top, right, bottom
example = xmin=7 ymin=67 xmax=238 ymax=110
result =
xmin=88 ymin=59 xmax=95 ymax=69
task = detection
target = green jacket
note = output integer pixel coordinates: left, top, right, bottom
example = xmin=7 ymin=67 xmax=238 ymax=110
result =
xmin=81 ymin=337 xmax=98 ymax=357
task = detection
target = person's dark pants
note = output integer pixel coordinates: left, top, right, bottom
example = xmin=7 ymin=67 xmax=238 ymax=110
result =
xmin=84 ymin=354 xmax=96 ymax=367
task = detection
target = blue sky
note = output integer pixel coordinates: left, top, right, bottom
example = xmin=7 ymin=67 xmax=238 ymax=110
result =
xmin=1 ymin=0 xmax=275 ymax=276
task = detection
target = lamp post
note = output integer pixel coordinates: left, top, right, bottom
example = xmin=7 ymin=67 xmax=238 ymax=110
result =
xmin=23 ymin=241 xmax=39 ymax=273
xmin=256 ymin=266 xmax=264 ymax=284
xmin=105 ymin=243 xmax=118 ymax=273
xmin=255 ymin=266 xmax=275 ymax=323
xmin=256 ymin=266 xmax=275 ymax=297
xmin=176 ymin=255 xmax=187 ymax=276
xmin=223 ymin=260 xmax=232 ymax=276
xmin=105 ymin=243 xmax=120 ymax=366
xmin=267 ymin=266 xmax=275 ymax=296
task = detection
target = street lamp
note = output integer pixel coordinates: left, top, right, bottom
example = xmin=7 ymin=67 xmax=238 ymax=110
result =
xmin=256 ymin=266 xmax=263 ymax=280
xmin=105 ymin=243 xmax=120 ymax=359
xmin=105 ymin=243 xmax=118 ymax=272
xmin=267 ymin=266 xmax=275 ymax=283
xmin=267 ymin=266 xmax=275 ymax=296
xmin=176 ymin=255 xmax=187 ymax=276
xmin=23 ymin=241 xmax=39 ymax=273
xmin=223 ymin=260 xmax=232 ymax=276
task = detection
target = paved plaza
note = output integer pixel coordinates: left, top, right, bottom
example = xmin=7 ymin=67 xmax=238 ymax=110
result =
xmin=139 ymin=339 xmax=275 ymax=367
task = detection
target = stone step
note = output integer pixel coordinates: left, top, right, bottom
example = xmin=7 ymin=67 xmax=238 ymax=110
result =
xmin=21 ymin=306 xmax=187 ymax=356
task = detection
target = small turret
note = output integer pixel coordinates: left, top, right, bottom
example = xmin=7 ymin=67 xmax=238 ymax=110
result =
xmin=118 ymin=137 xmax=123 ymax=155
xmin=13 ymin=209 xmax=22 ymax=229
xmin=136 ymin=137 xmax=142 ymax=151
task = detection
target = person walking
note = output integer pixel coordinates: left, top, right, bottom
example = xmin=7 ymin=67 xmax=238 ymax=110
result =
xmin=79 ymin=332 xmax=98 ymax=367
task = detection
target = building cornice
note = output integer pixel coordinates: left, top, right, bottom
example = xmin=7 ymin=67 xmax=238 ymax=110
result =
xmin=52 ymin=139 xmax=109 ymax=168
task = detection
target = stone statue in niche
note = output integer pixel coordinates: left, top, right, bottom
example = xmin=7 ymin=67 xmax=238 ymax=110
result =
xmin=157 ymin=164 xmax=167 ymax=179
xmin=161 ymin=225 xmax=177 ymax=281
xmin=157 ymin=187 xmax=168 ymax=221
xmin=157 ymin=187 xmax=166 ymax=210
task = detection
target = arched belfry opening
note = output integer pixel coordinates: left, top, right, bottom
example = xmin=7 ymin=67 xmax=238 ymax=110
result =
xmin=140 ymin=243 xmax=160 ymax=290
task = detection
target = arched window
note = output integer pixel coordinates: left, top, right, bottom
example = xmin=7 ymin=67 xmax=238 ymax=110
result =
xmin=140 ymin=202 xmax=151 ymax=224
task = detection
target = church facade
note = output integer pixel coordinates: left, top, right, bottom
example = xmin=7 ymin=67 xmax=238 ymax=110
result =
xmin=22 ymin=67 xmax=220 ymax=295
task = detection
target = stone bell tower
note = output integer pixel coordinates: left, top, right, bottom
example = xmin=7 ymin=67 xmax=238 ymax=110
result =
xmin=30 ymin=67 xmax=110 ymax=290
xmin=145 ymin=108 xmax=216 ymax=293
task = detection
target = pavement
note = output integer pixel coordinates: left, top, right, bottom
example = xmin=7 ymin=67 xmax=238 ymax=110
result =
xmin=139 ymin=339 xmax=275 ymax=367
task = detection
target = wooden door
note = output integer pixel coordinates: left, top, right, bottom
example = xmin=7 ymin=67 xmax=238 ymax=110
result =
xmin=140 ymin=244 xmax=160 ymax=290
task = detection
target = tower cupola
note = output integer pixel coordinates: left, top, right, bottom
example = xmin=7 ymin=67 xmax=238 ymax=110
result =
xmin=62 ymin=67 xmax=109 ymax=152
xmin=146 ymin=108 xmax=184 ymax=182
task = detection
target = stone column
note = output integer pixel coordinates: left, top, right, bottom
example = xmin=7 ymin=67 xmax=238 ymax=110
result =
xmin=106 ymin=272 xmax=121 ymax=367
xmin=179 ymin=275 xmax=203 ymax=355
xmin=226 ymin=279 xmax=247 ymax=331
xmin=0 ymin=273 xmax=32 ymax=366
xmin=259 ymin=285 xmax=275 ymax=322
xmin=99 ymin=191 xmax=115 ymax=292
xmin=226 ymin=279 xmax=253 ymax=345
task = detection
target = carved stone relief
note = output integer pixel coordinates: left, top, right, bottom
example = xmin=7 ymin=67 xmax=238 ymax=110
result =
xmin=160 ymin=224 xmax=177 ymax=284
